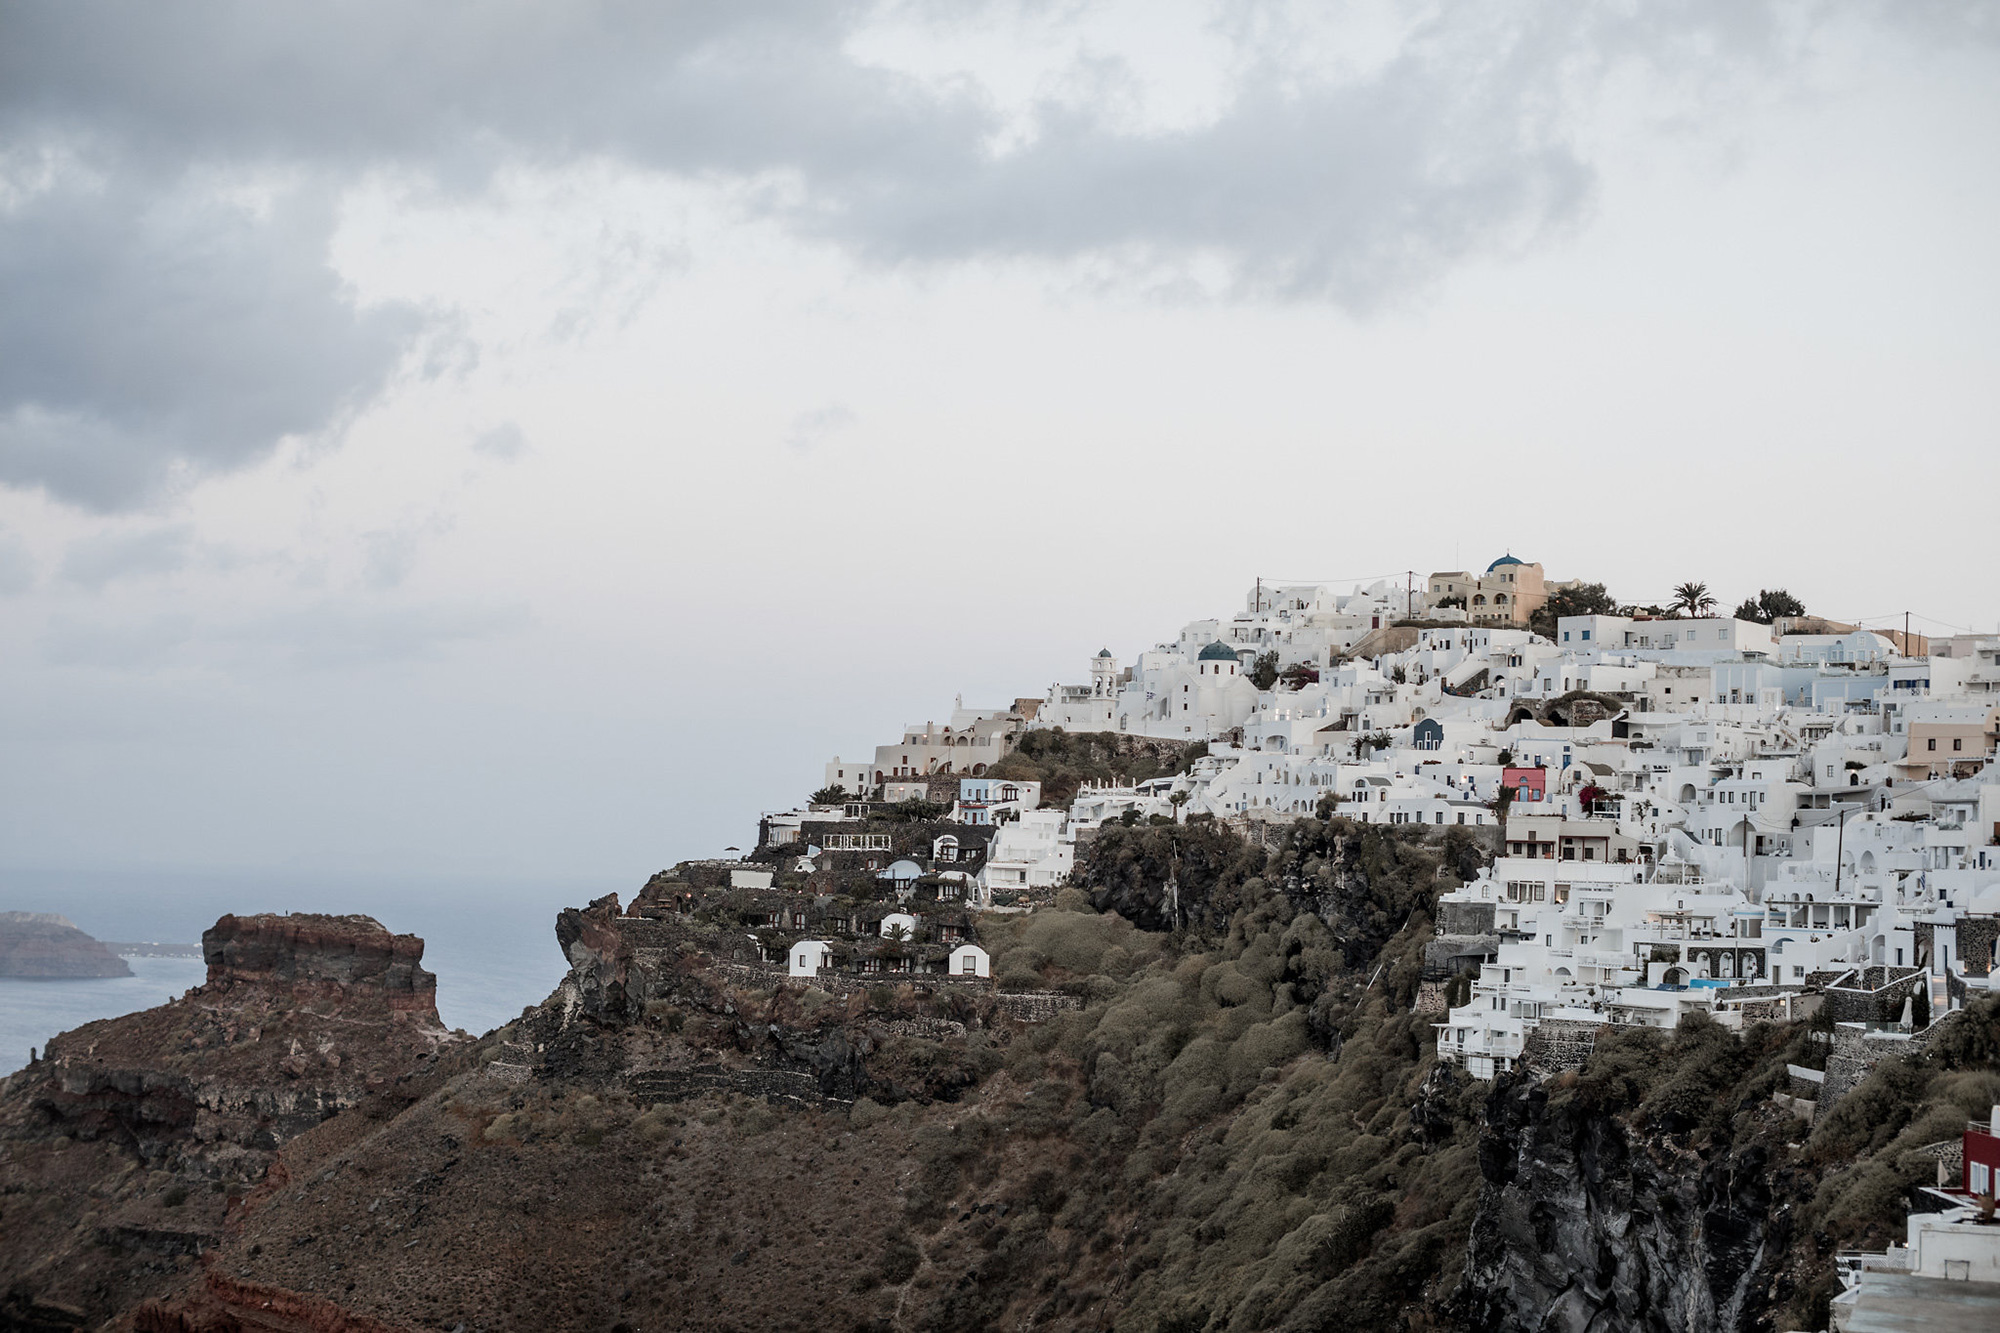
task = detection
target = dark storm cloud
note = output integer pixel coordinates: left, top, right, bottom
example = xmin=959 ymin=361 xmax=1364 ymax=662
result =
xmin=0 ymin=3 xmax=981 ymax=192
xmin=0 ymin=178 xmax=420 ymax=510
xmin=5 ymin=0 xmax=1961 ymax=508
xmin=0 ymin=2 xmax=980 ymax=509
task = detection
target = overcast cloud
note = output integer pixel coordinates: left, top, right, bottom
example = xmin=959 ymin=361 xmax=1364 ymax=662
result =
xmin=0 ymin=0 xmax=1910 ymax=509
xmin=0 ymin=177 xmax=420 ymax=508
xmin=1 ymin=0 xmax=1996 ymax=906
xmin=58 ymin=524 xmax=195 ymax=589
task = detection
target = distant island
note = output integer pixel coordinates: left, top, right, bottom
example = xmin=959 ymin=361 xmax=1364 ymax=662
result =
xmin=0 ymin=912 xmax=133 ymax=979
xmin=99 ymin=941 xmax=204 ymax=959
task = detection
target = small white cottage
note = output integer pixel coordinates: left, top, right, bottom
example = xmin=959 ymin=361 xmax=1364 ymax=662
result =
xmin=878 ymin=912 xmax=919 ymax=940
xmin=948 ymin=944 xmax=990 ymax=978
xmin=789 ymin=940 xmax=833 ymax=977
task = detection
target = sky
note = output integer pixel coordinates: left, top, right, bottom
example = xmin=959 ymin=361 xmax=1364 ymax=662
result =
xmin=2 ymin=1 xmax=1998 ymax=914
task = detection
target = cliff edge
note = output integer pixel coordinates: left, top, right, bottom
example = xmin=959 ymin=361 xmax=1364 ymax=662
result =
xmin=0 ymin=913 xmax=464 ymax=1331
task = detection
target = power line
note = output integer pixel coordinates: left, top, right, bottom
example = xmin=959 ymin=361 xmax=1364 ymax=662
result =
xmin=1252 ymin=572 xmax=1408 ymax=588
xmin=1837 ymin=611 xmax=1973 ymax=632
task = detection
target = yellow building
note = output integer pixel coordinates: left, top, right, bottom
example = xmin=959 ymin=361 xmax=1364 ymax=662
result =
xmin=1428 ymin=555 xmax=1547 ymax=627
xmin=1897 ymin=702 xmax=2000 ymax=780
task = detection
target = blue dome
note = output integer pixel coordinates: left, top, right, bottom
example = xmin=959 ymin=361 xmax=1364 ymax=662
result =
xmin=1097 ymin=648 xmax=1113 ymax=658
xmin=1486 ymin=554 xmax=1525 ymax=572
xmin=1198 ymin=642 xmax=1239 ymax=662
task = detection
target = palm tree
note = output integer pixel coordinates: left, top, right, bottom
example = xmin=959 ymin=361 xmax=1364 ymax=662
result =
xmin=1671 ymin=581 xmax=1715 ymax=617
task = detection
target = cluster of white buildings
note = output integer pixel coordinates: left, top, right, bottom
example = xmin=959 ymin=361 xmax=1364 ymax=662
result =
xmin=786 ymin=560 xmax=2000 ymax=1067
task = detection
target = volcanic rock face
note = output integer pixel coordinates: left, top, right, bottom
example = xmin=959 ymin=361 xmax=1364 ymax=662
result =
xmin=28 ymin=914 xmax=455 ymax=1162
xmin=0 ymin=913 xmax=461 ymax=1330
xmin=1458 ymin=1078 xmax=1792 ymax=1333
xmin=203 ymin=912 xmax=441 ymax=1016
xmin=0 ymin=910 xmax=132 ymax=978
xmin=95 ymin=891 xmax=999 ymax=1332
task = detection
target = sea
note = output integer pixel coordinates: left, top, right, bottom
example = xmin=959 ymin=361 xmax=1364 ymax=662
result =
xmin=0 ymin=865 xmax=618 ymax=1076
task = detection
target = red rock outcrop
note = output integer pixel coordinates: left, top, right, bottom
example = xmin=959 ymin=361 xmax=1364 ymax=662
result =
xmin=134 ymin=1269 xmax=418 ymax=1333
xmin=202 ymin=913 xmax=440 ymax=1019
xmin=0 ymin=913 xmax=464 ymax=1331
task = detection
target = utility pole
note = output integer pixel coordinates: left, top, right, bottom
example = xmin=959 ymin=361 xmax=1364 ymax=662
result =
xmin=1834 ymin=803 xmax=1853 ymax=897
xmin=1407 ymin=570 xmax=1414 ymax=620
xmin=1255 ymin=575 xmax=1261 ymax=613
xmin=1745 ymin=814 xmax=1754 ymax=902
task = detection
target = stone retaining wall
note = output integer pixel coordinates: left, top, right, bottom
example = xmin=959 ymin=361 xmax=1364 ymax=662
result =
xmin=993 ymin=992 xmax=1085 ymax=1022
xmin=1519 ymin=1018 xmax=1604 ymax=1079
xmin=625 ymin=1066 xmax=840 ymax=1110
xmin=1817 ymin=1008 xmax=1966 ymax=1112
xmin=1729 ymin=991 xmax=1822 ymax=1024
xmin=708 ymin=961 xmax=1080 ymax=1022
xmin=1818 ymin=966 xmax=1929 ymax=1025
xmin=1916 ymin=1137 xmax=1963 ymax=1186
xmin=1957 ymin=915 xmax=1999 ymax=979
xmin=1435 ymin=901 xmax=1496 ymax=938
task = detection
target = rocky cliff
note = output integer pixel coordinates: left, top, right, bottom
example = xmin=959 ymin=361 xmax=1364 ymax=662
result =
xmin=1452 ymin=1003 xmax=2000 ymax=1332
xmin=5 ymin=828 xmax=1997 ymax=1333
xmin=1459 ymin=1057 xmax=1801 ymax=1330
xmin=0 ymin=913 xmax=462 ymax=1330
xmin=107 ymin=823 xmax=1492 ymax=1333
xmin=200 ymin=912 xmax=438 ymax=1005
xmin=0 ymin=910 xmax=132 ymax=978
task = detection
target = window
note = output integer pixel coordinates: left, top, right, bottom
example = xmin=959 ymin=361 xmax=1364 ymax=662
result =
xmin=1953 ymin=738 xmax=1963 ymax=751
xmin=1581 ymin=630 xmax=1591 ymax=642
xmin=1928 ymin=738 xmax=1938 ymax=751
xmin=1974 ymin=1162 xmax=1992 ymax=1195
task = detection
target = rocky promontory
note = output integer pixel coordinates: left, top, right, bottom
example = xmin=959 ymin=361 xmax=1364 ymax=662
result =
xmin=0 ymin=911 xmax=132 ymax=978
xmin=202 ymin=911 xmax=442 ymax=1014
xmin=0 ymin=913 xmax=464 ymax=1329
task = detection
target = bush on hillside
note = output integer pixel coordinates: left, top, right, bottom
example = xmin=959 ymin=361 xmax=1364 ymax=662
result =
xmin=985 ymin=730 xmax=1203 ymax=806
